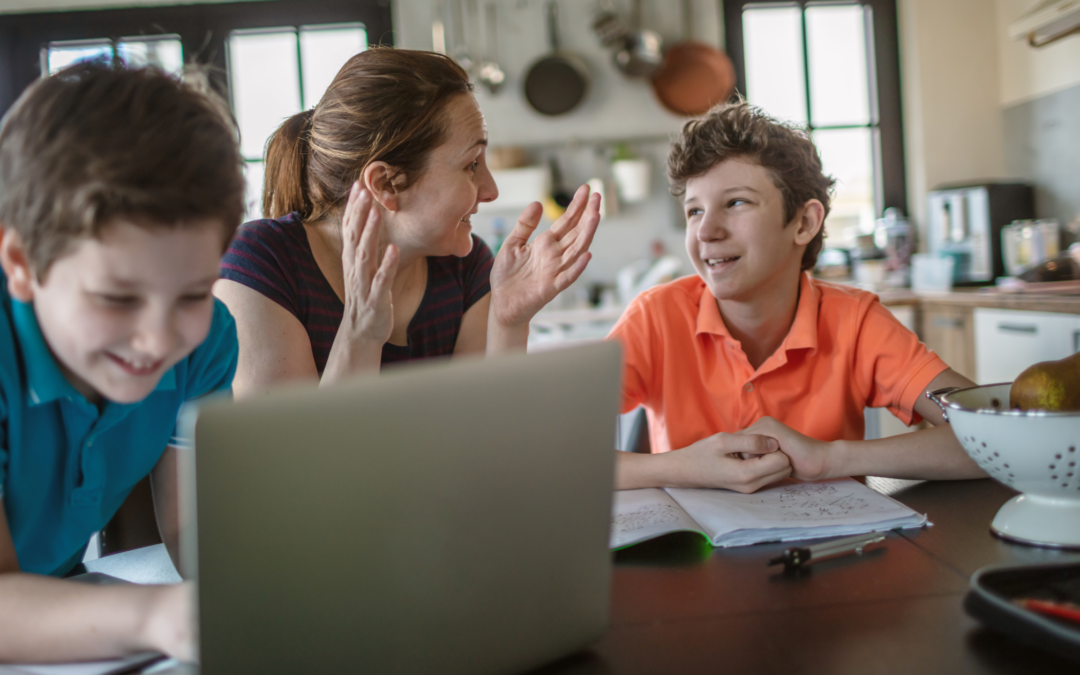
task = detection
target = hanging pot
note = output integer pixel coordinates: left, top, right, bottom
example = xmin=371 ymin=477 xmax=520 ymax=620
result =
xmin=651 ymin=0 xmax=735 ymax=116
xmin=524 ymin=0 xmax=590 ymax=116
xmin=612 ymin=0 xmax=664 ymax=79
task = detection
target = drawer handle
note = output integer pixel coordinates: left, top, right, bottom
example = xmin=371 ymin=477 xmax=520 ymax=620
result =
xmin=931 ymin=317 xmax=964 ymax=329
xmin=997 ymin=323 xmax=1037 ymax=335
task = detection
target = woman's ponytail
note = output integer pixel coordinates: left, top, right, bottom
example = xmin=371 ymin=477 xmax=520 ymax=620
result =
xmin=262 ymin=108 xmax=313 ymax=219
xmin=264 ymin=49 xmax=472 ymax=227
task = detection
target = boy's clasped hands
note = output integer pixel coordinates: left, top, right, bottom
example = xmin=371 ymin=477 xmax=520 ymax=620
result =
xmin=658 ymin=418 xmax=833 ymax=494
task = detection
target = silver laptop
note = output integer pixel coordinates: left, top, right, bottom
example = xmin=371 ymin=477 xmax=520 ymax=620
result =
xmin=187 ymin=342 xmax=622 ymax=675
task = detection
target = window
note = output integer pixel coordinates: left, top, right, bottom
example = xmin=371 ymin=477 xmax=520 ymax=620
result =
xmin=0 ymin=0 xmax=392 ymax=220
xmin=45 ymin=35 xmax=184 ymax=76
xmin=723 ymin=0 xmax=905 ymax=249
xmin=229 ymin=23 xmax=367 ymax=220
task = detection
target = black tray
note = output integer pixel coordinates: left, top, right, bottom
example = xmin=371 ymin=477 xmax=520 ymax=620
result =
xmin=965 ymin=562 xmax=1080 ymax=663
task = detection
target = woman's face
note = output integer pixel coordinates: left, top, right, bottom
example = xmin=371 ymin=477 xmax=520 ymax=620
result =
xmin=390 ymin=94 xmax=498 ymax=258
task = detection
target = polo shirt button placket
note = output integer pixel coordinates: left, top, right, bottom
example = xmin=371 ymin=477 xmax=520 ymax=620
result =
xmin=745 ymin=382 xmax=754 ymax=393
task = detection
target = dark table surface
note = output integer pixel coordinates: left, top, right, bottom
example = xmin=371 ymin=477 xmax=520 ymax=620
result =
xmin=539 ymin=478 xmax=1080 ymax=675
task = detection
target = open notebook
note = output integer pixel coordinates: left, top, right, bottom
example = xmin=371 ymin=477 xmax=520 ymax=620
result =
xmin=611 ymin=478 xmax=928 ymax=549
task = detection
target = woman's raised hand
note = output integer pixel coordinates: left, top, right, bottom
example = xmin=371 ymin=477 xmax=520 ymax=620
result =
xmin=489 ymin=185 xmax=601 ymax=330
xmin=336 ymin=183 xmax=398 ymax=355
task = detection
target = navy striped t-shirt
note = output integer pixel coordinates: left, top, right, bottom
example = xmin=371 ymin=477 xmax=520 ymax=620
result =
xmin=220 ymin=212 xmax=494 ymax=373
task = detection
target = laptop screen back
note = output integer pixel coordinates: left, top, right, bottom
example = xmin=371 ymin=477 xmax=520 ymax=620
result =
xmin=191 ymin=342 xmax=622 ymax=674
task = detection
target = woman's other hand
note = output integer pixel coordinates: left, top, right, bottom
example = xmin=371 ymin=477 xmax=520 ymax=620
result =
xmin=489 ymin=185 xmax=601 ymax=333
xmin=323 ymin=183 xmax=399 ymax=380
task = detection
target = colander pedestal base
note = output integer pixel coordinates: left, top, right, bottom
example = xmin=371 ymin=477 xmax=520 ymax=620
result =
xmin=990 ymin=494 xmax=1080 ymax=549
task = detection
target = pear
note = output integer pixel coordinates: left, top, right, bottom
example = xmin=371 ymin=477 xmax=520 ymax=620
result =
xmin=1010 ymin=351 xmax=1080 ymax=411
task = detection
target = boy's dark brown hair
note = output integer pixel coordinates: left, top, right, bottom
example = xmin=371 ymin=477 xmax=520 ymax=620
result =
xmin=263 ymin=47 xmax=473 ymax=223
xmin=668 ymin=100 xmax=835 ymax=271
xmin=0 ymin=61 xmax=246 ymax=280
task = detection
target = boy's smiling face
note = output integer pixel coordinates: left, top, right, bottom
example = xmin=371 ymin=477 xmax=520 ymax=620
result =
xmin=684 ymin=157 xmax=820 ymax=303
xmin=3 ymin=218 xmax=223 ymax=405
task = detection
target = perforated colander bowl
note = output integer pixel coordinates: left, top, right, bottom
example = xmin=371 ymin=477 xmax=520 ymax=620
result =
xmin=929 ymin=384 xmax=1080 ymax=548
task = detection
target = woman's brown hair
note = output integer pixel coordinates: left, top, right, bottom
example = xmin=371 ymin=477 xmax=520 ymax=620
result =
xmin=263 ymin=47 xmax=473 ymax=223
xmin=668 ymin=100 xmax=835 ymax=271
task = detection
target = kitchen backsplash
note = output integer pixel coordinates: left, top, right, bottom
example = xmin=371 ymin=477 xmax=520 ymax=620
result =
xmin=1003 ymin=81 xmax=1080 ymax=229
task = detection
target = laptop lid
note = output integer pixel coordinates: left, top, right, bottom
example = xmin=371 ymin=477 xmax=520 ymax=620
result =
xmin=190 ymin=342 xmax=622 ymax=675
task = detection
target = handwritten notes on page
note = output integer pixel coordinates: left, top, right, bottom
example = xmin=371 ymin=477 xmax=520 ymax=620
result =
xmin=610 ymin=488 xmax=709 ymax=549
xmin=611 ymin=479 xmax=928 ymax=549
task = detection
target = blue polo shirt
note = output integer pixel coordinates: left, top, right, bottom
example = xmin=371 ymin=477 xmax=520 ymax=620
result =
xmin=0 ymin=275 xmax=238 ymax=576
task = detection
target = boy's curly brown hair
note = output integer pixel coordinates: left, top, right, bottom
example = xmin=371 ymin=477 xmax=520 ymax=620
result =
xmin=668 ymin=100 xmax=835 ymax=271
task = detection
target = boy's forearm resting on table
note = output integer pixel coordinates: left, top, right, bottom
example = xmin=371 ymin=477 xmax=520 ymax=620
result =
xmin=0 ymin=575 xmax=193 ymax=663
xmin=824 ymin=425 xmax=986 ymax=481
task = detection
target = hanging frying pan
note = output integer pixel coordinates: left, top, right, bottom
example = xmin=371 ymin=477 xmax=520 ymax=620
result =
xmin=524 ymin=0 xmax=590 ymax=116
xmin=651 ymin=0 xmax=735 ymax=117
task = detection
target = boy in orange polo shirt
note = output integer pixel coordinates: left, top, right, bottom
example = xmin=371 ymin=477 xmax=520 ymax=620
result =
xmin=610 ymin=102 xmax=985 ymax=492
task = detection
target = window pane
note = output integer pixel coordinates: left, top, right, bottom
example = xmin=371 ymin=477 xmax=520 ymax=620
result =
xmin=243 ymin=160 xmax=266 ymax=223
xmin=806 ymin=5 xmax=870 ymax=127
xmin=743 ymin=6 xmax=807 ymax=126
xmin=814 ymin=127 xmax=875 ymax=246
xmin=229 ymin=29 xmax=301 ymax=160
xmin=117 ymin=36 xmax=184 ymax=75
xmin=45 ymin=40 xmax=112 ymax=75
xmin=299 ymin=23 xmax=367 ymax=109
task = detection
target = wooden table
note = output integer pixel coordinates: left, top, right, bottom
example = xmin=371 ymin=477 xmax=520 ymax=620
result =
xmin=538 ymin=478 xmax=1080 ymax=675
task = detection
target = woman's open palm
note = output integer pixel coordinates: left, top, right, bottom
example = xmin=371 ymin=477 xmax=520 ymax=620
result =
xmin=490 ymin=185 xmax=601 ymax=328
xmin=340 ymin=183 xmax=398 ymax=345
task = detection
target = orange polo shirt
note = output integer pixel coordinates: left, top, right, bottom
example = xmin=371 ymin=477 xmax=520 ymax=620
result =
xmin=607 ymin=272 xmax=948 ymax=454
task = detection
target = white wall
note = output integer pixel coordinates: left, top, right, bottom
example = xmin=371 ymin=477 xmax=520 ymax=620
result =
xmin=997 ymin=0 xmax=1080 ymax=106
xmin=394 ymin=0 xmax=722 ymax=146
xmin=897 ymin=0 xmax=1007 ymax=245
xmin=393 ymin=0 xmax=727 ymax=293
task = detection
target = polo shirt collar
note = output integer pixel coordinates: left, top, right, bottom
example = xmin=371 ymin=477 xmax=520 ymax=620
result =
xmin=783 ymin=272 xmax=820 ymax=354
xmin=11 ymin=298 xmax=176 ymax=407
xmin=693 ymin=272 xmax=821 ymax=355
xmin=695 ymin=282 xmax=730 ymax=338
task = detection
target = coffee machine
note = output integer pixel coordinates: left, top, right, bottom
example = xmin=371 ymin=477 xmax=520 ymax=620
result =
xmin=926 ymin=182 xmax=1034 ymax=284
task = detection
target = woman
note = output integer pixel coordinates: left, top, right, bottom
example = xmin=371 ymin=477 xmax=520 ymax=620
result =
xmin=216 ymin=48 xmax=600 ymax=396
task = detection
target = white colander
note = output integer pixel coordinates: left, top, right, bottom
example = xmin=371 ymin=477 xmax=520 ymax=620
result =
xmin=928 ymin=384 xmax=1080 ymax=549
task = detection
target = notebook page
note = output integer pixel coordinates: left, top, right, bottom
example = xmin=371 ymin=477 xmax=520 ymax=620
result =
xmin=610 ymin=488 xmax=707 ymax=549
xmin=0 ymin=652 xmax=164 ymax=675
xmin=665 ymin=478 xmax=927 ymax=547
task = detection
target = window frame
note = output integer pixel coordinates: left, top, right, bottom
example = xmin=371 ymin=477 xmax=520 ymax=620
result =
xmin=0 ymin=0 xmax=393 ymax=114
xmin=722 ymin=0 xmax=906 ymax=219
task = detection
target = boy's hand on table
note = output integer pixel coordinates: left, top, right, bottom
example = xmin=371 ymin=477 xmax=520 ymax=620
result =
xmin=141 ymin=582 xmax=198 ymax=663
xmin=738 ymin=417 xmax=833 ymax=481
xmin=666 ymin=432 xmax=792 ymax=493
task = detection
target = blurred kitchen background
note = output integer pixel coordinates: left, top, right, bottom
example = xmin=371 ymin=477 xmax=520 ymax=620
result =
xmin=0 ymin=0 xmax=1078 ymax=439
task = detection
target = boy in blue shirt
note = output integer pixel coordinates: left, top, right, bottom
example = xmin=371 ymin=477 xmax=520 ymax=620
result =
xmin=0 ymin=63 xmax=245 ymax=662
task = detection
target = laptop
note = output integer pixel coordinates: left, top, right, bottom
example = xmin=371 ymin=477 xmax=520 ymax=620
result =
xmin=186 ymin=342 xmax=622 ymax=675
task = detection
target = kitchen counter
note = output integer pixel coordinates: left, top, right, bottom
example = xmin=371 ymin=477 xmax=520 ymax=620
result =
xmin=904 ymin=290 xmax=1080 ymax=314
xmin=845 ymin=284 xmax=1080 ymax=315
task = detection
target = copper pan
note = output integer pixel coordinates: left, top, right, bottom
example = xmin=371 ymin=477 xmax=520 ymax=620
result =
xmin=651 ymin=0 xmax=735 ymax=117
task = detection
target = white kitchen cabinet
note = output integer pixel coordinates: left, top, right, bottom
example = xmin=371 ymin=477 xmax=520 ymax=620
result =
xmin=974 ymin=308 xmax=1080 ymax=384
